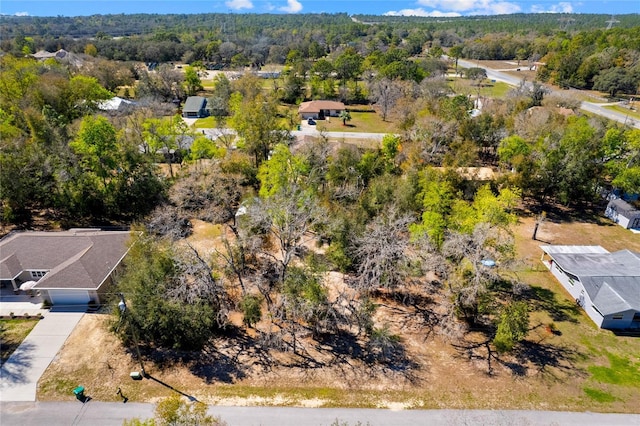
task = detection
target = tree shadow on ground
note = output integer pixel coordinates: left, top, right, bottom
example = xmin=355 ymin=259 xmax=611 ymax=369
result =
xmin=511 ymin=339 xmax=586 ymax=380
xmin=365 ymin=342 xmax=421 ymax=385
xmin=316 ymin=331 xmax=364 ymax=361
xmin=452 ymin=336 xmax=501 ymax=376
xmin=520 ymin=199 xmax=609 ymax=226
xmin=146 ymin=374 xmax=199 ymax=402
xmin=0 ymin=341 xmax=35 ymax=384
xmin=525 ymin=285 xmax=581 ymax=323
xmin=189 ymin=327 xmax=272 ymax=384
xmin=452 ymin=332 xmax=585 ymax=379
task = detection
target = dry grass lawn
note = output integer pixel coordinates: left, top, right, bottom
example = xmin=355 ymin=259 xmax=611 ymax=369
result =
xmin=37 ymin=210 xmax=640 ymax=412
xmin=1 ymin=318 xmax=39 ymax=365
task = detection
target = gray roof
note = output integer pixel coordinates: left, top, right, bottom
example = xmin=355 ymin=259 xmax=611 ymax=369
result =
xmin=183 ymin=96 xmax=207 ymax=112
xmin=541 ymin=245 xmax=608 ymax=255
xmin=544 ymin=246 xmax=640 ymax=315
xmin=607 ymin=198 xmax=640 ymax=216
xmin=0 ymin=230 xmax=131 ymax=290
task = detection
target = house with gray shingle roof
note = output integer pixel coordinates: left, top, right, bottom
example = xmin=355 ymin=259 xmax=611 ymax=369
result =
xmin=0 ymin=230 xmax=132 ymax=306
xmin=540 ymin=245 xmax=640 ymax=329
xmin=182 ymin=96 xmax=209 ymax=118
xmin=605 ymin=198 xmax=640 ymax=230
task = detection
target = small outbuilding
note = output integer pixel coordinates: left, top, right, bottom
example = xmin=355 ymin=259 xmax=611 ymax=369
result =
xmin=298 ymin=100 xmax=346 ymax=120
xmin=540 ymin=245 xmax=640 ymax=330
xmin=605 ymin=198 xmax=640 ymax=230
xmin=182 ymin=96 xmax=209 ymax=118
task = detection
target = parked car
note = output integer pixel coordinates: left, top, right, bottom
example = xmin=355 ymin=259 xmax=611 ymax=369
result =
xmin=307 ymin=118 xmax=316 ymax=125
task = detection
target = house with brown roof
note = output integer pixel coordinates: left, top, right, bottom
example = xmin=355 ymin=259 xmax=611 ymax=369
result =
xmin=0 ymin=230 xmax=132 ymax=306
xmin=298 ymin=100 xmax=346 ymax=120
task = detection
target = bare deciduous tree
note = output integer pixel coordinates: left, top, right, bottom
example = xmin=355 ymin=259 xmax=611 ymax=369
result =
xmin=170 ymin=243 xmax=230 ymax=327
xmin=248 ymin=186 xmax=326 ymax=283
xmin=169 ymin=167 xmax=243 ymax=224
xmin=351 ymin=208 xmax=415 ymax=292
xmin=442 ymin=223 xmax=514 ymax=325
xmin=146 ymin=204 xmax=192 ymax=240
xmin=368 ymin=78 xmax=403 ymax=121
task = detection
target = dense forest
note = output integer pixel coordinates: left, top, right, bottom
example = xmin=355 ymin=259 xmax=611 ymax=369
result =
xmin=2 ymin=13 xmax=640 ymax=93
xmin=2 ymin=13 xmax=640 ymax=362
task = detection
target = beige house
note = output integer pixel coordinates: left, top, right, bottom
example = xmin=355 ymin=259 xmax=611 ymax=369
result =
xmin=298 ymin=100 xmax=346 ymax=120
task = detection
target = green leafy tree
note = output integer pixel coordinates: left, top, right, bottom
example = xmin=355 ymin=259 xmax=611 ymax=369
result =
xmin=334 ymin=47 xmax=363 ymax=87
xmin=229 ymin=93 xmax=288 ymax=168
xmin=493 ymin=301 xmax=529 ymax=353
xmin=338 ymin=109 xmax=352 ymax=126
xmin=498 ymin=135 xmax=531 ymax=170
xmin=183 ymin=65 xmax=203 ymax=96
xmin=311 ymin=58 xmax=334 ymax=79
xmin=409 ymin=169 xmax=457 ymax=248
xmin=189 ymin=135 xmax=224 ymax=164
xmin=124 ymin=394 xmax=226 ymax=426
xmin=207 ymin=74 xmax=232 ymax=118
xmin=381 ymin=134 xmax=400 ymax=172
xmin=114 ymin=237 xmax=227 ymax=350
xmin=464 ymin=67 xmax=487 ymax=83
xmin=143 ymin=115 xmax=190 ymax=178
xmin=449 ymin=45 xmax=464 ymax=75
xmin=282 ymin=266 xmax=329 ymax=339
xmin=67 ymin=75 xmax=113 ymax=118
xmin=257 ymin=144 xmax=308 ymax=198
xmin=70 ymin=115 xmax=118 ymax=190
xmin=593 ymin=67 xmax=638 ymax=98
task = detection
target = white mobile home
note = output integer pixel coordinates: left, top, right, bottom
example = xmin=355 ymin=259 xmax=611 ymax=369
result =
xmin=540 ymin=245 xmax=640 ymax=330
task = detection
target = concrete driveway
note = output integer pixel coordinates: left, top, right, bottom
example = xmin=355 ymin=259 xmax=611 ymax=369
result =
xmin=0 ymin=309 xmax=85 ymax=402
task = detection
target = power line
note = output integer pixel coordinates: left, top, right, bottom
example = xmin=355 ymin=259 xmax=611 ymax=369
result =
xmin=606 ymin=15 xmax=620 ymax=30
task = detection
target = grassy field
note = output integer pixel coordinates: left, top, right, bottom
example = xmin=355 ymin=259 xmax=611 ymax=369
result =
xmin=316 ymin=107 xmax=398 ymax=134
xmin=605 ymin=105 xmax=640 ymax=120
xmin=1 ymin=318 xmax=39 ymax=365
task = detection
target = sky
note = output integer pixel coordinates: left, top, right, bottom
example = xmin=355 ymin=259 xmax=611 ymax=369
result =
xmin=1 ymin=0 xmax=637 ymax=18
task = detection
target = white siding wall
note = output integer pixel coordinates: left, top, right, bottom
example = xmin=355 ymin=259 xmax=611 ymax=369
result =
xmin=548 ymin=262 xmax=604 ymax=327
xmin=618 ymin=215 xmax=631 ymax=229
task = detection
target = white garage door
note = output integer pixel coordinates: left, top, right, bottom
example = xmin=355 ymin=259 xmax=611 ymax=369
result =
xmin=49 ymin=290 xmax=90 ymax=305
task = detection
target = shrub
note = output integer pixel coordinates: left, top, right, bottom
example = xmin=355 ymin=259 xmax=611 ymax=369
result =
xmin=239 ymin=294 xmax=262 ymax=328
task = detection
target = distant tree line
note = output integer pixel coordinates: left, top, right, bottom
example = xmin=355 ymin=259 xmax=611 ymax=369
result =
xmin=4 ymin=13 xmax=639 ymax=97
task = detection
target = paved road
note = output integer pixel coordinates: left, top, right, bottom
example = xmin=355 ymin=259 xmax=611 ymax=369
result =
xmin=457 ymin=59 xmax=640 ymax=129
xmin=1 ymin=402 xmax=639 ymax=426
xmin=0 ymin=310 xmax=85 ymax=402
xmin=198 ymin=127 xmax=387 ymax=144
xmin=292 ymin=129 xmax=387 ymax=141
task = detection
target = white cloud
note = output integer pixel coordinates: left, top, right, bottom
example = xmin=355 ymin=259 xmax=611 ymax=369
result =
xmin=384 ymin=8 xmax=460 ymax=17
xmin=279 ymin=0 xmax=303 ymax=13
xmin=416 ymin=0 xmax=521 ymax=14
xmin=15 ymin=11 xmax=30 ymax=16
xmin=225 ymin=0 xmax=253 ymax=10
xmin=530 ymin=2 xmax=574 ymax=13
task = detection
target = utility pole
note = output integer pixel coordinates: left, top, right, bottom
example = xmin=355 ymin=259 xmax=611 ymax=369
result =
xmin=118 ymin=293 xmax=146 ymax=378
xmin=606 ymin=15 xmax=619 ymax=30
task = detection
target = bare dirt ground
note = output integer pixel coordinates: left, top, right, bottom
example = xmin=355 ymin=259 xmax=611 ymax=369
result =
xmin=37 ymin=210 xmax=640 ymax=412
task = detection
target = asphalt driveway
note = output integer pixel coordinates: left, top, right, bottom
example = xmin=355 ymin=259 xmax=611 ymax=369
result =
xmin=0 ymin=310 xmax=85 ymax=402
